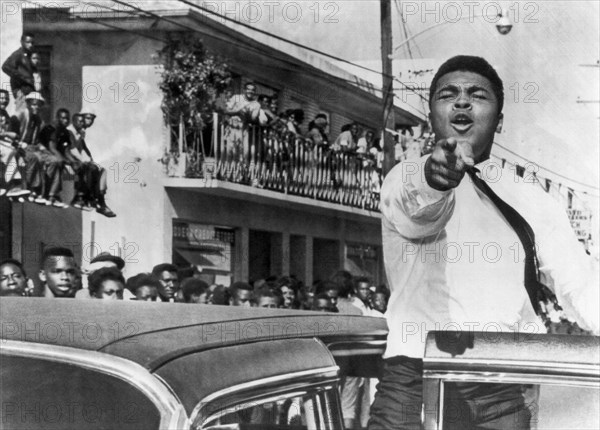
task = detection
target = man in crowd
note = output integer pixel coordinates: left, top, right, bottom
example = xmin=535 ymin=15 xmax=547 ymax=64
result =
xmin=39 ymin=247 xmax=78 ymax=298
xmin=2 ymin=33 xmax=36 ymax=113
xmin=75 ymin=252 xmax=127 ymax=299
xmin=152 ymin=263 xmax=180 ymax=302
xmin=126 ymin=273 xmax=160 ymax=302
xmin=75 ymin=110 xmax=114 ymax=217
xmin=0 ymin=259 xmax=28 ymax=297
xmin=370 ymin=55 xmax=599 ymax=430
xmin=181 ymin=278 xmax=210 ymax=304
xmin=88 ymin=267 xmax=125 ymax=300
xmin=37 ymin=108 xmax=72 ymax=207
xmin=254 ymin=287 xmax=282 ymax=308
xmin=228 ymin=281 xmax=253 ymax=307
xmin=16 ymin=92 xmax=47 ymax=203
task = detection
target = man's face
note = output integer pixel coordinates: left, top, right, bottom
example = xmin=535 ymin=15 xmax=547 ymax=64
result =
xmin=83 ymin=114 xmax=95 ymax=128
xmin=0 ymin=264 xmax=27 ymax=297
xmin=136 ymin=285 xmax=158 ymax=301
xmin=258 ymin=296 xmax=278 ymax=308
xmin=0 ymin=92 xmax=9 ymax=110
xmin=40 ymin=257 xmax=77 ymax=297
xmin=232 ymin=289 xmax=252 ymax=307
xmin=373 ymin=293 xmax=387 ymax=314
xmin=21 ymin=36 xmax=34 ymax=52
xmin=279 ymin=286 xmax=295 ymax=308
xmin=350 ymin=124 xmax=358 ymax=137
xmin=96 ymin=280 xmax=124 ymax=300
xmin=157 ymin=270 xmax=179 ymax=300
xmin=57 ymin=112 xmax=69 ymax=128
xmin=244 ymin=84 xmax=257 ymax=101
xmin=28 ymin=100 xmax=42 ymax=116
xmin=429 ymin=71 xmax=503 ymax=163
xmin=72 ymin=115 xmax=84 ymax=130
xmin=355 ymin=282 xmax=371 ymax=304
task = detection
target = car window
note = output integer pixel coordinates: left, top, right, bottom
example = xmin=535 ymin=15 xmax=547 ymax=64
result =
xmin=201 ymin=387 xmax=341 ymax=430
xmin=1 ymin=355 xmax=161 ymax=430
xmin=439 ymin=382 xmax=599 ymax=430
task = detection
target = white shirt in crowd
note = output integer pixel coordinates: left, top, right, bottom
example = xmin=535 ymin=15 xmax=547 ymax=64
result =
xmin=380 ymin=156 xmax=599 ymax=358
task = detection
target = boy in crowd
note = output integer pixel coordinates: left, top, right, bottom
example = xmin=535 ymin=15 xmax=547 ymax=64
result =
xmin=67 ymin=112 xmax=115 ymax=217
xmin=181 ymin=278 xmax=210 ymax=304
xmin=39 ymin=247 xmax=78 ymax=298
xmin=228 ymin=281 xmax=253 ymax=307
xmin=0 ymin=259 xmax=29 ymax=297
xmin=126 ymin=273 xmax=160 ymax=302
xmin=16 ymin=92 xmax=53 ymax=204
xmin=88 ymin=267 xmax=125 ymax=300
xmin=2 ymin=33 xmax=36 ymax=113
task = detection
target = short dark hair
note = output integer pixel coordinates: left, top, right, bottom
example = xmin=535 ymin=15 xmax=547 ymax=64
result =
xmin=71 ymin=113 xmax=83 ymax=122
xmin=42 ymin=247 xmax=74 ymax=267
xmin=126 ymin=273 xmax=161 ymax=293
xmin=181 ymin=278 xmax=209 ymax=303
xmin=21 ymin=32 xmax=34 ymax=41
xmin=429 ymin=55 xmax=504 ymax=113
xmin=244 ymin=81 xmax=257 ymax=88
xmin=353 ymin=276 xmax=371 ymax=292
xmin=151 ymin=263 xmax=177 ymax=277
xmin=56 ymin=108 xmax=70 ymax=118
xmin=0 ymin=89 xmax=9 ymax=98
xmin=230 ymin=281 xmax=253 ymax=296
xmin=88 ymin=267 xmax=125 ymax=296
xmin=0 ymin=259 xmax=26 ymax=277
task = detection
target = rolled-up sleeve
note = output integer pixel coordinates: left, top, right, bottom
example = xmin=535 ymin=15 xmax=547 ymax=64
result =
xmin=380 ymin=155 xmax=456 ymax=239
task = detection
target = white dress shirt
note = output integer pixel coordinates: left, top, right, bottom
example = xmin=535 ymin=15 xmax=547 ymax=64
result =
xmin=381 ymin=156 xmax=599 ymax=358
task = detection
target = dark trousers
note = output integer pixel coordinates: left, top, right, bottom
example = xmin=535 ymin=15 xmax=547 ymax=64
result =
xmin=368 ymin=356 xmax=531 ymax=430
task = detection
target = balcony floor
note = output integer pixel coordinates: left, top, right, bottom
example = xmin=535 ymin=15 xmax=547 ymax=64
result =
xmin=163 ymin=177 xmax=381 ymax=223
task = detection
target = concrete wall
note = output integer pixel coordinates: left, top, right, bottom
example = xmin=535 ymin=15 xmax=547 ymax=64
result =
xmin=79 ymin=65 xmax=167 ymax=278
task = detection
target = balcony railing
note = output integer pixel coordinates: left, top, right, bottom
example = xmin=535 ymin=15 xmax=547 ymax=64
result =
xmin=165 ymin=113 xmax=383 ymax=212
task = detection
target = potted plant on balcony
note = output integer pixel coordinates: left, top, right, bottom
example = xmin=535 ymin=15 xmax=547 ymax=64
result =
xmin=156 ymin=34 xmax=231 ymax=178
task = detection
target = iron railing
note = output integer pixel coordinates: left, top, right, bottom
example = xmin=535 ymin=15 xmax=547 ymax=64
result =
xmin=172 ymin=114 xmax=382 ymax=211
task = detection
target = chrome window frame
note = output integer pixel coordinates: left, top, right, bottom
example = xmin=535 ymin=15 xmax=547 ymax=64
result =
xmin=422 ymin=358 xmax=600 ymax=430
xmin=1 ymin=340 xmax=190 ymax=430
xmin=192 ymin=365 xmax=342 ymax=429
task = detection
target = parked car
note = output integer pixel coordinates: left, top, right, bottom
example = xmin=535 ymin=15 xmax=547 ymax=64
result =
xmin=0 ymin=298 xmax=387 ymax=430
xmin=422 ymin=331 xmax=600 ymax=430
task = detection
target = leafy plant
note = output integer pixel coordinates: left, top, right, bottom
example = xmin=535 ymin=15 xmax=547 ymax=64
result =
xmin=156 ymin=34 xmax=231 ymax=146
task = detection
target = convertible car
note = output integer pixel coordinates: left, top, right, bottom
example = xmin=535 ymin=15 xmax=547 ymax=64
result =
xmin=0 ymin=298 xmax=386 ymax=430
xmin=1 ymin=298 xmax=598 ymax=429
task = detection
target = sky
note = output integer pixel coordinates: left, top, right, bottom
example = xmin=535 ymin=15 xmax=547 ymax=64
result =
xmin=3 ymin=1 xmax=599 ymax=203
xmin=123 ymin=0 xmax=599 ymax=197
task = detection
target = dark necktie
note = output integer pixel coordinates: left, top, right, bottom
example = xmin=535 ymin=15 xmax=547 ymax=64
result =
xmin=467 ymin=168 xmax=543 ymax=315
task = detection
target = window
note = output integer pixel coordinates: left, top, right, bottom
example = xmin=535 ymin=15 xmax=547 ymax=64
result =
xmin=201 ymin=386 xmax=342 ymax=430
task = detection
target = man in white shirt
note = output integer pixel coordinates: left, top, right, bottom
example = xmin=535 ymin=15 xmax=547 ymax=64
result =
xmin=368 ymin=56 xmax=599 ymax=430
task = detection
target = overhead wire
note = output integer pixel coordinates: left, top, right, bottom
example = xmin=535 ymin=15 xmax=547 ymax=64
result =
xmin=25 ymin=1 xmax=597 ymax=192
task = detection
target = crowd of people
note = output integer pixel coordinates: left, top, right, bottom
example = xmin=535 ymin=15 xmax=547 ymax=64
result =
xmin=0 ymin=32 xmax=115 ymax=217
xmin=0 ymin=248 xmax=389 ymax=314
xmin=218 ymin=81 xmax=432 ymax=173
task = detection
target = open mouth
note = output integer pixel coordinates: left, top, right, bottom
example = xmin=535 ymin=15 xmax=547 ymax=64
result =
xmin=450 ymin=114 xmax=473 ymax=132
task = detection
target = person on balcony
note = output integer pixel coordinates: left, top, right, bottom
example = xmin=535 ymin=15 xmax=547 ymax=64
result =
xmin=67 ymin=113 xmax=115 ymax=217
xmin=332 ymin=123 xmax=358 ymax=153
xmin=2 ymin=33 xmax=36 ymax=114
xmin=306 ymin=113 xmax=329 ymax=148
xmin=224 ymin=81 xmax=261 ymax=166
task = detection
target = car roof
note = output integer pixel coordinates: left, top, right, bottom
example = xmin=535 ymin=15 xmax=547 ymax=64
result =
xmin=0 ymin=298 xmax=388 ymax=370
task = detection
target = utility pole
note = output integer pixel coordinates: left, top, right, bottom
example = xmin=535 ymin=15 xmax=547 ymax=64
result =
xmin=381 ymin=0 xmax=396 ymax=176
